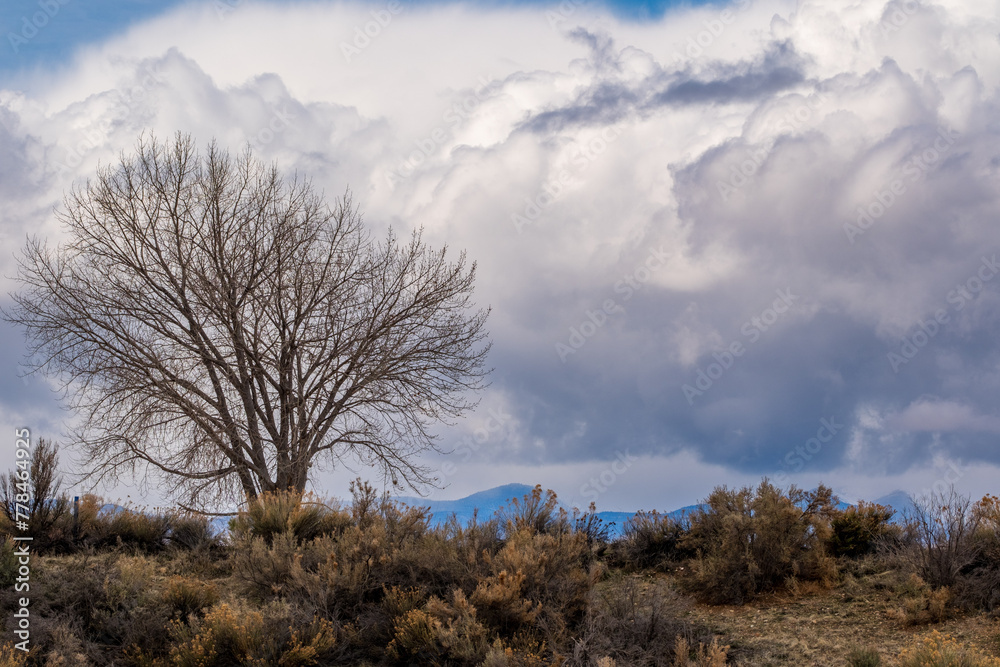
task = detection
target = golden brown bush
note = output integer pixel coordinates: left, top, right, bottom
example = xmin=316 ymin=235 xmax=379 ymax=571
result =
xmin=386 ymin=589 xmax=490 ymax=664
xmin=162 ymin=576 xmax=220 ymax=619
xmin=168 ymin=601 xmax=338 ymax=666
xmin=229 ymin=489 xmax=351 ymax=546
xmin=0 ymin=643 xmax=27 ymax=667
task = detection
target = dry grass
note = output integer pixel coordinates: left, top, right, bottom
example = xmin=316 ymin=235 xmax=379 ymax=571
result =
xmin=6 ymin=482 xmax=1000 ymax=666
xmin=679 ymin=567 xmax=1000 ymax=666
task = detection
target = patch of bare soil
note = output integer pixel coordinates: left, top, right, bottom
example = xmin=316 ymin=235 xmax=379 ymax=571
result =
xmin=648 ymin=572 xmax=1000 ymax=666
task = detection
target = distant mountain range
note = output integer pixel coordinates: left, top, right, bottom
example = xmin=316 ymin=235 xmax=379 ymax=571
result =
xmin=393 ymin=483 xmax=918 ymax=537
xmin=92 ymin=483 xmax=917 ymax=538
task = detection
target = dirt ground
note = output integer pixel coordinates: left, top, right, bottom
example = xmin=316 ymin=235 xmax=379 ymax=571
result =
xmin=648 ymin=571 xmax=1000 ymax=666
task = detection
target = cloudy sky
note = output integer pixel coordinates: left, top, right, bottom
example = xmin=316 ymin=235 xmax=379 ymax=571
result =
xmin=2 ymin=0 xmax=999 ymax=513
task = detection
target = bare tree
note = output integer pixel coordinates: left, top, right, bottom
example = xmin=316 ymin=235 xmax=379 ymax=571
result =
xmin=906 ymin=486 xmax=982 ymax=589
xmin=0 ymin=439 xmax=71 ymax=548
xmin=5 ymin=133 xmax=491 ymax=509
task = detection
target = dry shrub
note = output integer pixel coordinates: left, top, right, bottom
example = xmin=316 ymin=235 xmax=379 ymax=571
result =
xmin=40 ymin=622 xmax=89 ymax=667
xmin=0 ymin=439 xmax=73 ymax=552
xmin=954 ymin=493 xmax=1000 ymax=611
xmin=496 ymin=485 xmax=570 ymax=537
xmin=893 ymin=488 xmax=1000 ymax=612
xmin=569 ymin=575 xmax=715 ymax=667
xmin=0 ymin=643 xmax=26 ymax=667
xmin=28 ymin=551 xmax=172 ymax=660
xmin=610 ymin=510 xmax=691 ymax=571
xmin=480 ymin=639 xmax=549 ymax=667
xmin=103 ymin=555 xmax=159 ymax=609
xmin=0 ymin=538 xmax=18 ymax=589
xmin=475 ymin=526 xmax=597 ymax=643
xmin=573 ymin=503 xmax=613 ymax=554
xmin=231 ymin=530 xmax=302 ymax=597
xmin=162 ymin=576 xmax=220 ymax=619
xmin=166 ymin=512 xmax=222 ymax=552
xmin=438 ymin=511 xmax=504 ymax=587
xmin=228 ymin=481 xmax=456 ymax=663
xmin=229 ymin=489 xmax=350 ymax=546
xmin=828 ymin=501 xmax=895 ymax=558
xmin=888 ymin=574 xmax=953 ymax=626
xmin=226 ymin=482 xmax=599 ymax=662
xmin=906 ymin=488 xmax=982 ymax=589
xmin=88 ymin=506 xmax=171 ymax=553
xmin=898 ymin=630 xmax=1000 ymax=667
xmin=471 ymin=569 xmax=541 ymax=635
xmin=683 ymin=480 xmax=838 ymax=604
xmin=386 ymin=589 xmax=490 ymax=664
xmin=672 ymin=636 xmax=729 ymax=667
xmin=846 ymin=646 xmax=882 ymax=667
xmin=168 ymin=601 xmax=338 ymax=666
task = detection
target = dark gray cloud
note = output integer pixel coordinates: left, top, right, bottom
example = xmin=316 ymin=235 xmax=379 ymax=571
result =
xmin=520 ymin=36 xmax=807 ymax=134
xmin=2 ymin=0 xmax=1000 ymax=506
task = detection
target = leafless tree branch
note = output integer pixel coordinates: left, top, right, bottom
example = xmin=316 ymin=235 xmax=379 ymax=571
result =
xmin=4 ymin=132 xmax=491 ymax=510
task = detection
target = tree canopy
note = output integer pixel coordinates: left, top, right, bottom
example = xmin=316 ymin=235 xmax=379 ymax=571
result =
xmin=6 ymin=133 xmax=491 ymax=509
